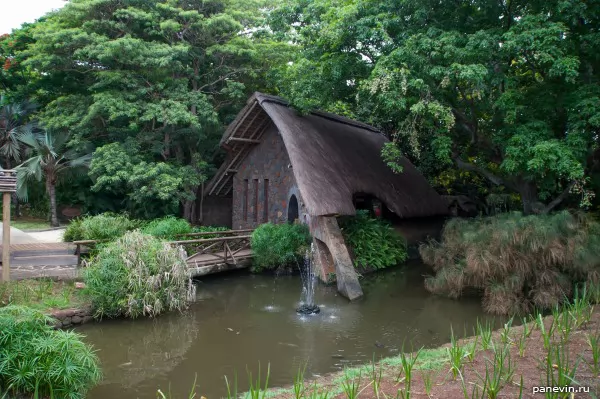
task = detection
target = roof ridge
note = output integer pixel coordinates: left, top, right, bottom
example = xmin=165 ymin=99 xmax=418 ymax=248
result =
xmin=254 ymin=92 xmax=381 ymax=134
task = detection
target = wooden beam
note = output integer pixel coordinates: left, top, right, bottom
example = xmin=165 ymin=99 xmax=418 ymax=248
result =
xmin=228 ymin=137 xmax=261 ymax=144
xmin=169 ymin=235 xmax=252 ymax=245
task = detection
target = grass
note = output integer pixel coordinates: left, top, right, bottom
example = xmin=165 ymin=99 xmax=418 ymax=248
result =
xmin=0 ymin=279 xmax=85 ymax=312
xmin=10 ymin=218 xmax=51 ymax=231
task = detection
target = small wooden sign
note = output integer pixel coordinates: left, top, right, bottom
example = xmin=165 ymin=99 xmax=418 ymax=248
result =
xmin=1 ymin=169 xmax=16 ymax=282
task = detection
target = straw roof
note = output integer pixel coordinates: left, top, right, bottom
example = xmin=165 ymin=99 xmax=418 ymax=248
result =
xmin=206 ymin=93 xmax=448 ymax=218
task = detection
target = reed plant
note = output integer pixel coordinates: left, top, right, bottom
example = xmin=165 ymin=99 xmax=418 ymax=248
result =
xmin=584 ymin=332 xmax=600 ymax=377
xmin=246 ymin=363 xmax=270 ymax=399
xmin=370 ymin=356 xmax=383 ymax=399
xmin=421 ymin=370 xmax=434 ymax=397
xmin=476 ymin=319 xmax=493 ymax=350
xmin=0 ymin=306 xmax=101 ymax=398
xmin=83 ymin=231 xmax=196 ymax=319
xmin=293 ymin=364 xmax=308 ymax=399
xmin=447 ymin=327 xmax=467 ymax=380
xmin=544 ymin=340 xmax=580 ymax=398
xmin=421 ymin=212 xmax=600 ymax=314
xmin=536 ymin=313 xmax=553 ymax=350
xmin=340 ymin=368 xmax=362 ymax=399
xmin=473 ymin=342 xmax=514 ymax=399
xmin=499 ymin=317 xmax=513 ymax=345
xmin=396 ymin=346 xmax=422 ymax=385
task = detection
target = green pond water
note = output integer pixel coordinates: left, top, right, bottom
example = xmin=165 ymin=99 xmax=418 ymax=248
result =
xmin=80 ymin=262 xmax=506 ymax=398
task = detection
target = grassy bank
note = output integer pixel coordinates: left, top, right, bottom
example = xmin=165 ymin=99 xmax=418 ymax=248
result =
xmin=252 ymin=294 xmax=600 ymax=399
xmin=0 ymin=279 xmax=86 ymax=312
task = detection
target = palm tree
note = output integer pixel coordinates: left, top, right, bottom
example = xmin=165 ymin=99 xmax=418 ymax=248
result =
xmin=16 ymin=130 xmax=91 ymax=227
xmin=0 ymin=98 xmax=36 ymax=216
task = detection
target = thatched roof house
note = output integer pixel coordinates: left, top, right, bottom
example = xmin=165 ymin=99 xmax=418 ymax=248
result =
xmin=203 ymin=92 xmax=448 ymax=300
xmin=205 ymin=92 xmax=448 ymax=224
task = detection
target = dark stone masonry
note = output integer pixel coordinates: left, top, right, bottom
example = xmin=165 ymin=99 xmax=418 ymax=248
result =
xmin=51 ymin=307 xmax=94 ymax=329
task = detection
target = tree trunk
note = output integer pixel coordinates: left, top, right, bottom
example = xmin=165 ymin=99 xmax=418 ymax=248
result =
xmin=516 ymin=180 xmax=539 ymax=215
xmin=46 ymin=179 xmax=59 ymax=227
xmin=182 ymin=199 xmax=196 ymax=223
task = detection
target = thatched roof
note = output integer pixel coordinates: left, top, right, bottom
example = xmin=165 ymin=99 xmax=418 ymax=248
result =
xmin=206 ymin=93 xmax=448 ymax=218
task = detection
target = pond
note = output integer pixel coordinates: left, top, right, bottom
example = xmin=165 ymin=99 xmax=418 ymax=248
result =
xmin=81 ymin=262 xmax=506 ymax=398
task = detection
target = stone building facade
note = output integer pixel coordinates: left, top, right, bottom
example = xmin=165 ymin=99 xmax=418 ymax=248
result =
xmin=231 ymin=124 xmax=303 ymax=230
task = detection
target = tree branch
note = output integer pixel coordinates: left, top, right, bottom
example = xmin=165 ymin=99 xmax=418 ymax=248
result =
xmin=453 ymin=156 xmax=517 ymax=191
xmin=541 ymin=180 xmax=576 ymax=214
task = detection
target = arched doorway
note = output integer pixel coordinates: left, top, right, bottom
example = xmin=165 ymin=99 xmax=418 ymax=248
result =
xmin=288 ymin=195 xmax=299 ymax=223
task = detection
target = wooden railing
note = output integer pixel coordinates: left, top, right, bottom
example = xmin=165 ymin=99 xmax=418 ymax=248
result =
xmin=172 ymin=235 xmax=252 ymax=265
xmin=72 ymin=229 xmax=253 ymax=266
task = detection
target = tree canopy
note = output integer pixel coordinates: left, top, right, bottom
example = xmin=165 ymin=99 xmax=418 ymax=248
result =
xmin=1 ymin=0 xmax=599 ymax=218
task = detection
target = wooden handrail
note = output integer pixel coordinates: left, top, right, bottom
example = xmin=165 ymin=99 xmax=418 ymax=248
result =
xmin=174 ymin=229 xmax=253 ymax=238
xmin=169 ymin=235 xmax=252 ymax=245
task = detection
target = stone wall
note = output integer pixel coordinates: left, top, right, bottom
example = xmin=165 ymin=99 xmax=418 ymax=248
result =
xmin=51 ymin=307 xmax=94 ymax=329
xmin=197 ymin=195 xmax=233 ymax=228
xmin=231 ymin=124 xmax=301 ymax=229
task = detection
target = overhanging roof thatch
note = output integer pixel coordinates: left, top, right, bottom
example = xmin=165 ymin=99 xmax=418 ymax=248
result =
xmin=206 ymin=93 xmax=448 ymax=218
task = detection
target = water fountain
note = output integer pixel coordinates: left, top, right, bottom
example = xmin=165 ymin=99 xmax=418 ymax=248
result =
xmin=296 ymin=243 xmax=320 ymax=315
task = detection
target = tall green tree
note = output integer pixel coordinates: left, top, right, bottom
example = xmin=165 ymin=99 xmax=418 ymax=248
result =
xmin=6 ymin=0 xmax=288 ymax=219
xmin=17 ymin=131 xmax=91 ymax=227
xmin=271 ymin=0 xmax=600 ymax=214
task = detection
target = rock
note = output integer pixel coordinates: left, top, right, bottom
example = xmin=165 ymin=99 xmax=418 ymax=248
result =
xmin=82 ymin=315 xmax=93 ymax=324
xmin=72 ymin=315 xmax=82 ymax=324
xmin=75 ymin=282 xmax=86 ymax=289
xmin=61 ymin=317 xmax=72 ymax=327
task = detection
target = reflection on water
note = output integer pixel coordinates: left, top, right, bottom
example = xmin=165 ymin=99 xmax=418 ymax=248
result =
xmin=82 ymin=262 xmax=507 ymax=398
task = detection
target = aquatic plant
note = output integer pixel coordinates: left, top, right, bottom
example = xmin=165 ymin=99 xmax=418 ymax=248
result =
xmin=338 ymin=210 xmax=407 ymax=270
xmin=474 ymin=342 xmax=514 ymax=399
xmin=83 ymin=231 xmax=196 ymax=318
xmin=251 ymin=223 xmax=311 ymax=271
xmin=340 ymin=367 xmax=362 ymax=399
xmin=63 ymin=212 xmax=140 ymax=242
xmin=246 ymin=364 xmax=270 ymax=399
xmin=141 ymin=216 xmax=192 ymax=239
xmin=0 ymin=306 xmax=101 ymax=398
xmin=421 ymin=211 xmax=600 ymax=314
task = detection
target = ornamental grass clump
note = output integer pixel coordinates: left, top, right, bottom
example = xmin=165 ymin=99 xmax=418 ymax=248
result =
xmin=83 ymin=231 xmax=195 ymax=319
xmin=250 ymin=223 xmax=311 ymax=271
xmin=421 ymin=211 xmax=600 ymax=314
xmin=63 ymin=213 xmax=140 ymax=242
xmin=0 ymin=306 xmax=101 ymax=399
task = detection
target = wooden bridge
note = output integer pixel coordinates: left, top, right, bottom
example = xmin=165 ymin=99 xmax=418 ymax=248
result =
xmin=73 ymin=229 xmax=254 ymax=277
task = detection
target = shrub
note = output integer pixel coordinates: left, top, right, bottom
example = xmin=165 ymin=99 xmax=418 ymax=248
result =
xmin=421 ymin=211 xmax=600 ymax=314
xmin=141 ymin=216 xmax=192 ymax=239
xmin=191 ymin=225 xmax=229 ymax=237
xmin=250 ymin=223 xmax=311 ymax=271
xmin=338 ymin=210 xmax=408 ymax=270
xmin=83 ymin=231 xmax=196 ymax=319
xmin=63 ymin=213 xmax=139 ymax=242
xmin=0 ymin=306 xmax=101 ymax=398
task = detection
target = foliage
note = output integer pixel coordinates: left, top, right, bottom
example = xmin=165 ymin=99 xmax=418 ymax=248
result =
xmin=0 ymin=97 xmax=35 ymax=169
xmin=16 ymin=130 xmax=91 ymax=227
xmin=338 ymin=210 xmax=407 ymax=270
xmin=141 ymin=216 xmax=192 ymax=240
xmin=270 ymin=0 xmax=600 ymax=214
xmin=0 ymin=0 xmax=290 ymax=217
xmin=0 ymin=279 xmax=84 ymax=312
xmin=83 ymin=230 xmax=195 ymax=319
xmin=250 ymin=223 xmax=311 ymax=271
xmin=63 ymin=213 xmax=139 ymax=242
xmin=0 ymin=306 xmax=101 ymax=399
xmin=421 ymin=211 xmax=600 ymax=314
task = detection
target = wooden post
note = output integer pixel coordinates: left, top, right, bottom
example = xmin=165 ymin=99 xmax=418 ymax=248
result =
xmin=2 ymin=192 xmax=10 ymax=282
xmin=199 ymin=181 xmax=204 ymax=225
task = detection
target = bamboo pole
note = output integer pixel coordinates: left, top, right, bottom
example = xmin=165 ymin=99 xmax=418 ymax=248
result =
xmin=2 ymin=192 xmax=10 ymax=282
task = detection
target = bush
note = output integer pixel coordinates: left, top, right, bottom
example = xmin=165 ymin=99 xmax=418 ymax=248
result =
xmin=63 ymin=213 xmax=139 ymax=242
xmin=141 ymin=216 xmax=192 ymax=239
xmin=83 ymin=231 xmax=196 ymax=319
xmin=0 ymin=306 xmax=101 ymax=399
xmin=338 ymin=210 xmax=408 ymax=270
xmin=421 ymin=211 xmax=600 ymax=314
xmin=191 ymin=225 xmax=229 ymax=237
xmin=250 ymin=223 xmax=311 ymax=271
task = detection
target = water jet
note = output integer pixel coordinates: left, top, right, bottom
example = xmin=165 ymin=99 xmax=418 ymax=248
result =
xmin=296 ymin=243 xmax=320 ymax=315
